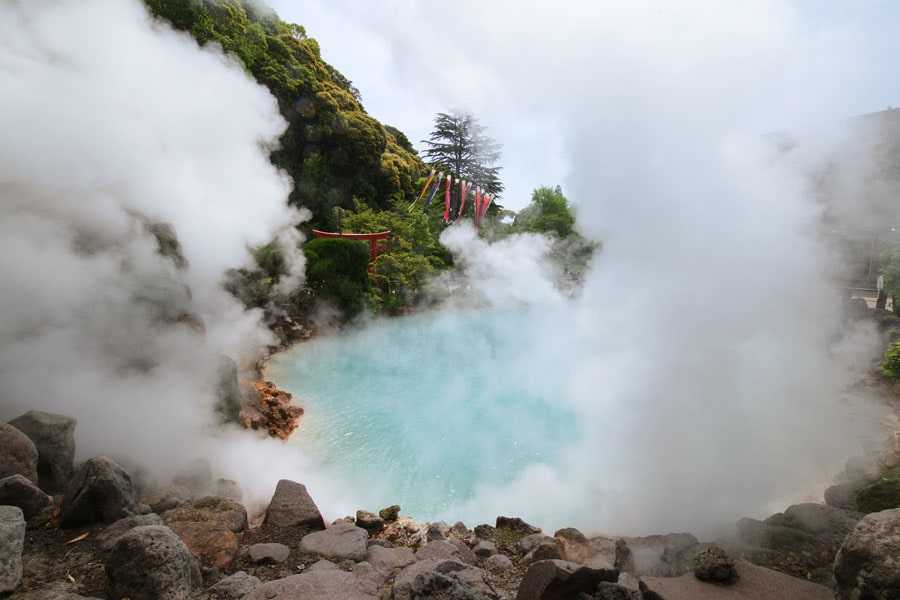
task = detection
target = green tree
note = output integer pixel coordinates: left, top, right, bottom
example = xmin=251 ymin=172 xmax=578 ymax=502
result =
xmin=515 ymin=185 xmax=576 ymax=237
xmin=422 ymin=111 xmax=504 ymax=200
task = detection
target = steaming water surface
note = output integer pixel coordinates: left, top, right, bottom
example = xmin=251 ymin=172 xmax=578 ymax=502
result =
xmin=267 ymin=308 xmax=578 ymax=521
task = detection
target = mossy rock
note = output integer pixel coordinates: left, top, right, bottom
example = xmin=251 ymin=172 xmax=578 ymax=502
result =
xmin=856 ymin=478 xmax=900 ymax=513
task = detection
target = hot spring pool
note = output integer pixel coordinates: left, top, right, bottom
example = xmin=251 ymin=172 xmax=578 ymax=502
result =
xmin=265 ymin=308 xmax=579 ymax=523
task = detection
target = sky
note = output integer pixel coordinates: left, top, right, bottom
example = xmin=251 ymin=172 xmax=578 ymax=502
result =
xmin=267 ymin=0 xmax=900 ymax=212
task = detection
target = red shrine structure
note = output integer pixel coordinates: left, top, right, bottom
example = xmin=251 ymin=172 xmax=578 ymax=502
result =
xmin=311 ymin=229 xmax=391 ymax=269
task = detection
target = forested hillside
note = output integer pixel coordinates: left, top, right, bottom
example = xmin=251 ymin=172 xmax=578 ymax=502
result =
xmin=144 ymin=0 xmax=423 ymax=230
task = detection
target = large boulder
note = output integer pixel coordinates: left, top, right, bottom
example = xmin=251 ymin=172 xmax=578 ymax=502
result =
xmin=58 ymin=457 xmax=141 ymax=527
xmin=391 ymin=558 xmax=500 ymax=600
xmin=161 ymin=496 xmax=248 ymax=533
xmin=0 ymin=423 xmax=38 ymax=485
xmin=516 ymin=559 xmax=619 ymax=600
xmin=614 ymin=532 xmax=700 ymax=577
xmin=106 ymin=524 xmax=201 ymax=600
xmin=95 ymin=513 xmax=164 ymax=551
xmin=7 ymin=410 xmax=76 ymax=492
xmin=366 ymin=544 xmax=416 ymax=575
xmin=264 ymin=479 xmax=325 ymax=529
xmin=834 ymin=507 xmax=900 ymax=600
xmin=207 ymin=570 xmax=261 ymax=599
xmin=0 ymin=474 xmax=52 ymax=519
xmin=167 ymin=520 xmax=238 ymax=570
xmin=0 ymin=506 xmax=26 ymax=594
xmin=242 ymin=570 xmax=377 ymax=600
xmin=299 ymin=522 xmax=368 ymax=562
xmin=247 ymin=542 xmax=291 ymax=565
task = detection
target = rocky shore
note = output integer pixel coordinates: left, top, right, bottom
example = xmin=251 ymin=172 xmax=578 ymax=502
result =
xmin=2 ymin=402 xmax=900 ymax=599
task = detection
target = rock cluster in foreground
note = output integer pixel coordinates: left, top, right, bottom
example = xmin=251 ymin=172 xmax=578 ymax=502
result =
xmin=2 ymin=410 xmax=900 ymax=599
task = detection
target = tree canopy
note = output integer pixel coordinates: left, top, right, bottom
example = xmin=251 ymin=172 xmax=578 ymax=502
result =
xmin=514 ymin=185 xmax=576 ymax=237
xmin=422 ymin=111 xmax=504 ymax=203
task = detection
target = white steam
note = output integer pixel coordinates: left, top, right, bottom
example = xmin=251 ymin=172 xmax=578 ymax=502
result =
xmin=0 ymin=0 xmax=353 ymax=511
xmin=278 ymin=0 xmax=896 ymax=535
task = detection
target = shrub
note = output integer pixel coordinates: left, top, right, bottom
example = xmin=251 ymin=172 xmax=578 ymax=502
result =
xmin=303 ymin=237 xmax=373 ymax=317
xmin=882 ymin=340 xmax=900 ymax=379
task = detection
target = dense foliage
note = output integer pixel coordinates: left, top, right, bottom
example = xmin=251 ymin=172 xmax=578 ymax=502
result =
xmin=339 ymin=200 xmax=453 ymax=312
xmin=146 ymin=0 xmax=597 ymax=320
xmin=303 ymin=238 xmax=373 ymax=317
xmin=143 ymin=0 xmax=423 ymax=230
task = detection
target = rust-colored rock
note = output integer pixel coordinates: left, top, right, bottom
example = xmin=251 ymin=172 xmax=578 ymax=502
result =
xmin=239 ymin=380 xmax=304 ymax=440
xmin=168 ymin=520 xmax=238 ymax=570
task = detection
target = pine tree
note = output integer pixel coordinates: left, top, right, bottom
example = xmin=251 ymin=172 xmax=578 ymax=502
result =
xmin=422 ymin=111 xmax=504 ymax=200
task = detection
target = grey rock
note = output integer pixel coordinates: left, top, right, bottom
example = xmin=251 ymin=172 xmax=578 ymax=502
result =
xmin=594 ymin=581 xmax=642 ymax=600
xmin=484 ymin=554 xmax=514 ymax=573
xmin=300 ymin=522 xmax=368 ymax=561
xmin=474 ymin=524 xmax=495 ymax=539
xmin=307 ymin=559 xmax=340 ymax=572
xmin=416 ymin=540 xmax=464 ymax=562
xmin=519 ymin=533 xmax=552 ymax=556
xmin=368 ymin=538 xmax=393 ymax=548
xmin=173 ymin=458 xmax=212 ymax=496
xmin=242 ymin=570 xmax=377 ymax=600
xmin=554 ymin=527 xmax=587 ymax=543
xmin=0 ymin=506 xmax=25 ymax=594
xmin=451 ymin=521 xmax=469 ymax=536
xmin=59 ymin=456 xmax=140 ymax=527
xmin=264 ymin=479 xmax=325 ymax=529
xmin=392 ymin=558 xmax=499 ymax=600
xmin=356 ymin=509 xmax=386 ymax=533
xmin=379 ymin=504 xmax=400 ymax=522
xmin=737 ymin=517 xmax=816 ymax=550
xmin=206 ymin=570 xmax=260 ymax=599
xmin=496 ymin=516 xmax=541 ymax=535
xmin=516 ymin=559 xmax=619 ymax=600
xmin=0 ymin=423 xmax=38 ymax=485
xmin=614 ymin=532 xmax=699 ymax=577
xmin=247 ymin=542 xmax=290 ymax=564
xmin=834 ymin=507 xmax=900 ymax=600
xmin=161 ymin=496 xmax=248 ymax=533
xmin=693 ymin=545 xmax=738 ymax=583
xmin=521 ymin=538 xmax=564 ymax=566
xmin=8 ymin=410 xmax=76 ymax=492
xmin=474 ymin=540 xmax=496 ymax=558
xmin=450 ymin=537 xmax=479 ymax=565
xmin=352 ymin=560 xmax=387 ymax=588
xmin=0 ymin=474 xmax=52 ymax=519
xmin=106 ymin=524 xmax=201 ymax=600
xmin=367 ymin=544 xmax=415 ymax=575
xmin=427 ymin=520 xmax=449 ymax=542
xmin=825 ymin=482 xmax=861 ymax=512
xmin=765 ymin=503 xmax=862 ymax=537
xmin=96 ymin=513 xmax=164 ymax=551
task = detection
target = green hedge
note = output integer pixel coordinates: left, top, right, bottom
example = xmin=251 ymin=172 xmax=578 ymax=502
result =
xmin=303 ymin=237 xmax=372 ymax=317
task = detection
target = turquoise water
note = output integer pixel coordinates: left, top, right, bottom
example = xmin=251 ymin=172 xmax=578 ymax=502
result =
xmin=266 ymin=308 xmax=579 ymax=521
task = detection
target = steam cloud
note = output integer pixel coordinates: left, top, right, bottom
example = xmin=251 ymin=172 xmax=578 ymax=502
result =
xmin=287 ymin=0 xmax=897 ymax=535
xmin=3 ymin=0 xmax=897 ymax=537
xmin=0 ymin=0 xmax=356 ymax=511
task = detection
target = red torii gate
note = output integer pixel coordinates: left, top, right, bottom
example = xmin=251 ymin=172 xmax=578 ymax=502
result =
xmin=311 ymin=229 xmax=391 ymax=270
